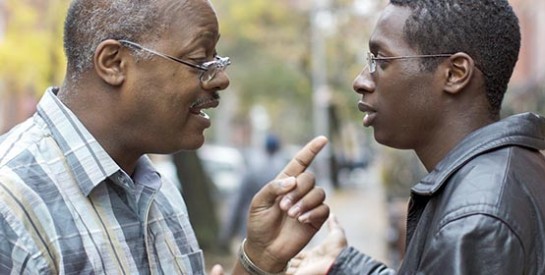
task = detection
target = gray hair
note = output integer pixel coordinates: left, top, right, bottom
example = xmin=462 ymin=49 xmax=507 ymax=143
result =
xmin=63 ymin=0 xmax=187 ymax=77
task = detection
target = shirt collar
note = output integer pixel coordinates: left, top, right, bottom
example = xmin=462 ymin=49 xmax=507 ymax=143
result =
xmin=131 ymin=155 xmax=163 ymax=191
xmin=36 ymin=87 xmax=121 ymax=196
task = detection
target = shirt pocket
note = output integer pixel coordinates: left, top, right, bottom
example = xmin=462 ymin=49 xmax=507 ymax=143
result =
xmin=156 ymin=248 xmax=205 ymax=275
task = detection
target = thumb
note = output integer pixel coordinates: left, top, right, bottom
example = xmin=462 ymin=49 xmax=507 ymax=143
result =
xmin=325 ymin=213 xmax=348 ymax=247
xmin=327 ymin=214 xmax=342 ymax=232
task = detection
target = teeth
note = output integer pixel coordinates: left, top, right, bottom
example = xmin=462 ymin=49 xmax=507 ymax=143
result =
xmin=199 ymin=110 xmax=210 ymax=119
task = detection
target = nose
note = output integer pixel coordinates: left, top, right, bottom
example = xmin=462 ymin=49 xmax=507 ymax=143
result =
xmin=352 ymin=67 xmax=374 ymax=95
xmin=202 ymin=70 xmax=230 ymax=91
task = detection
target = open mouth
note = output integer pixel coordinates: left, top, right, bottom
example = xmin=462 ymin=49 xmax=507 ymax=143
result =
xmin=358 ymin=101 xmax=377 ymax=127
xmin=190 ymin=95 xmax=220 ymax=119
xmin=191 ymin=109 xmax=210 ymax=119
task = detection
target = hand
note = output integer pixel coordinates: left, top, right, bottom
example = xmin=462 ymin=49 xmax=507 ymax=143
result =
xmin=287 ymin=214 xmax=348 ymax=275
xmin=209 ymin=264 xmax=225 ymax=275
xmin=242 ymin=136 xmax=330 ymax=273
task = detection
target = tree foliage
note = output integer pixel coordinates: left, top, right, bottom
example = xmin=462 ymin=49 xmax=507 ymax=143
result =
xmin=213 ymin=0 xmax=315 ymax=142
xmin=0 ymin=0 xmax=67 ymax=95
xmin=211 ymin=0 xmax=382 ymax=145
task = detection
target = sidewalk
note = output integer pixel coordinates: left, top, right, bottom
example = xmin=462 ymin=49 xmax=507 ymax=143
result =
xmin=308 ymin=161 xmax=390 ymax=266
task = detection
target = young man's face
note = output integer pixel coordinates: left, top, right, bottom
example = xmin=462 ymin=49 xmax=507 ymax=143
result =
xmin=352 ymin=4 xmax=446 ymax=151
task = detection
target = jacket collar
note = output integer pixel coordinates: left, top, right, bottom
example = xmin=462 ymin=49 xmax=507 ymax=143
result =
xmin=412 ymin=112 xmax=545 ymax=196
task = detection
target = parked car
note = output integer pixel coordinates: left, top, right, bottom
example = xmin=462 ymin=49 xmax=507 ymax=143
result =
xmin=196 ymin=144 xmax=246 ymax=197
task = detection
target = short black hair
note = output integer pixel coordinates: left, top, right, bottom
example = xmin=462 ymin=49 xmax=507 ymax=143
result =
xmin=390 ymin=0 xmax=521 ymax=116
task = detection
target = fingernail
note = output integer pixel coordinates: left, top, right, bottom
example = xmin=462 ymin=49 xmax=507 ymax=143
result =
xmin=280 ymin=197 xmax=292 ymax=210
xmin=298 ymin=212 xmax=310 ymax=223
xmin=288 ymin=204 xmax=301 ymax=217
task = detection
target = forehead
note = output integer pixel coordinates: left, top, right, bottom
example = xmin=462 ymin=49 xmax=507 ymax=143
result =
xmin=158 ymin=0 xmax=219 ymax=46
xmin=369 ymin=4 xmax=413 ymax=53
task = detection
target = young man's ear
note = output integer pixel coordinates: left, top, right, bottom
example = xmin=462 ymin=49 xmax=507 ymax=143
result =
xmin=443 ymin=52 xmax=475 ymax=94
xmin=93 ymin=39 xmax=126 ymax=86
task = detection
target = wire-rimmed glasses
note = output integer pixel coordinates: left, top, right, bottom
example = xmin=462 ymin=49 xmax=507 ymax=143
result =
xmin=119 ymin=39 xmax=231 ymax=83
xmin=366 ymin=52 xmax=452 ymax=73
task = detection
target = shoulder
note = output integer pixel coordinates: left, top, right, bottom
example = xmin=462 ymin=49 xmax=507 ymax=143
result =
xmin=435 ymin=145 xmax=545 ymax=240
xmin=0 ymin=115 xmax=49 ymax=169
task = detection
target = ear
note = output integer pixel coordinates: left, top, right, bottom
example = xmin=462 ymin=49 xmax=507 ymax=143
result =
xmin=93 ymin=39 xmax=126 ymax=86
xmin=443 ymin=52 xmax=475 ymax=95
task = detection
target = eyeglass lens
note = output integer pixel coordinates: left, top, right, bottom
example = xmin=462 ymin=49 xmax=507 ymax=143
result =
xmin=201 ymin=57 xmax=231 ymax=83
xmin=366 ymin=52 xmax=376 ymax=73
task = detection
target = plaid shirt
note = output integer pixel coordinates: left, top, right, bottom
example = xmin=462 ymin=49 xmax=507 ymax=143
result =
xmin=0 ymin=88 xmax=204 ymax=274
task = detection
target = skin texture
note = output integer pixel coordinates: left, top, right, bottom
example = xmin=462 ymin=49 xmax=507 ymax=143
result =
xmin=286 ymin=215 xmax=347 ymax=275
xmin=354 ymin=4 xmax=490 ymax=171
xmin=57 ymin=0 xmax=330 ymax=273
xmin=354 ymin=5 xmax=448 ymax=167
xmin=59 ymin=0 xmax=227 ymax=174
xmin=289 ymin=3 xmax=493 ymax=274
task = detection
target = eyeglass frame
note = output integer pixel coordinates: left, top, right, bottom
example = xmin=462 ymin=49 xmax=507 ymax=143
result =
xmin=366 ymin=52 xmax=453 ymax=73
xmin=118 ymin=39 xmax=231 ymax=83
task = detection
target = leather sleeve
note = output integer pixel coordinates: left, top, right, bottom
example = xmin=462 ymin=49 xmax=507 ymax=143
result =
xmin=417 ymin=213 xmax=525 ymax=274
xmin=328 ymin=246 xmax=396 ymax=275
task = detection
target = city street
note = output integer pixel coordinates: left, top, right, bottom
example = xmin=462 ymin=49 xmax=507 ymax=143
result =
xmin=310 ymin=162 xmax=391 ymax=267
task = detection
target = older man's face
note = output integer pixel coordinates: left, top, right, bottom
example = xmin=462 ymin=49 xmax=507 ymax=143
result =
xmin=122 ymin=0 xmax=230 ymax=154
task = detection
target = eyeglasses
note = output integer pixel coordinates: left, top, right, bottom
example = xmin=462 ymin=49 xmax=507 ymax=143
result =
xmin=366 ymin=52 xmax=452 ymax=73
xmin=119 ymin=40 xmax=231 ymax=83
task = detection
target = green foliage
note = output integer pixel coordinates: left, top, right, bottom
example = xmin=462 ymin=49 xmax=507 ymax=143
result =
xmin=213 ymin=0 xmax=315 ymax=142
xmin=213 ymin=0 xmax=378 ymax=143
xmin=0 ymin=0 xmax=68 ymax=95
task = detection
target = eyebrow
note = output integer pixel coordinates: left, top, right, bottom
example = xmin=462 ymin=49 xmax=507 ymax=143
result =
xmin=197 ymin=30 xmax=220 ymax=40
xmin=180 ymin=31 xmax=219 ymax=56
xmin=368 ymin=40 xmax=381 ymax=53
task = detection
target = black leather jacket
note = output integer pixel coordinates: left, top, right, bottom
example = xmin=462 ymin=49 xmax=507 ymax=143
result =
xmin=329 ymin=113 xmax=545 ymax=275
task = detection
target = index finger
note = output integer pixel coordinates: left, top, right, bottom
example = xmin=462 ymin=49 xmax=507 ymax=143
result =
xmin=276 ymin=136 xmax=328 ymax=179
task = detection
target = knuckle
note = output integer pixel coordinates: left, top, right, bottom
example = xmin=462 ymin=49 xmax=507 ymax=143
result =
xmin=314 ymin=187 xmax=326 ymax=200
xmin=297 ymin=172 xmax=315 ymax=184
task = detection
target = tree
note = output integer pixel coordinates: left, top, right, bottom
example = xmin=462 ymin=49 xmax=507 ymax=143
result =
xmin=0 ymin=0 xmax=66 ymax=92
xmin=172 ymin=151 xmax=220 ymax=251
xmin=0 ymin=0 xmax=67 ymax=132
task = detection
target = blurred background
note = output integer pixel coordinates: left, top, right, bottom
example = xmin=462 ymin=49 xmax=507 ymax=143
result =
xmin=1 ymin=0 xmax=544 ymax=271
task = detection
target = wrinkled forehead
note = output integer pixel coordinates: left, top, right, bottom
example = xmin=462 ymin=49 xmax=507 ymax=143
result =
xmin=154 ymin=0 xmax=219 ymax=40
xmin=170 ymin=0 xmax=216 ymax=18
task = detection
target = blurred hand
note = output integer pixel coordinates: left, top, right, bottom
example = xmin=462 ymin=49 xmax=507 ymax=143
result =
xmin=287 ymin=214 xmax=348 ymax=275
xmin=242 ymin=136 xmax=330 ymax=273
xmin=209 ymin=264 xmax=225 ymax=275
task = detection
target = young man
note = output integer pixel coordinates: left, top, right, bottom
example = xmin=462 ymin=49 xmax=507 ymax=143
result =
xmin=0 ymin=0 xmax=329 ymax=274
xmin=288 ymin=0 xmax=545 ymax=274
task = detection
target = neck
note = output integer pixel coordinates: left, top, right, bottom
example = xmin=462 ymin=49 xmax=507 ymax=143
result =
xmin=416 ymin=113 xmax=497 ymax=172
xmin=58 ymin=78 xmax=141 ymax=175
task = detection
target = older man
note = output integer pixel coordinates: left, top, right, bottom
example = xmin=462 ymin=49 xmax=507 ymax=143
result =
xmin=0 ymin=0 xmax=329 ymax=274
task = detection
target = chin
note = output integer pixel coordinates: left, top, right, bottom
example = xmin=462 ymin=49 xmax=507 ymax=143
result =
xmin=374 ymin=131 xmax=400 ymax=149
xmin=374 ymin=133 xmax=414 ymax=150
xmin=180 ymin=135 xmax=206 ymax=151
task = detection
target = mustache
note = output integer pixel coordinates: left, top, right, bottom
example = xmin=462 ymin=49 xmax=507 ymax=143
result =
xmin=190 ymin=92 xmax=220 ymax=108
